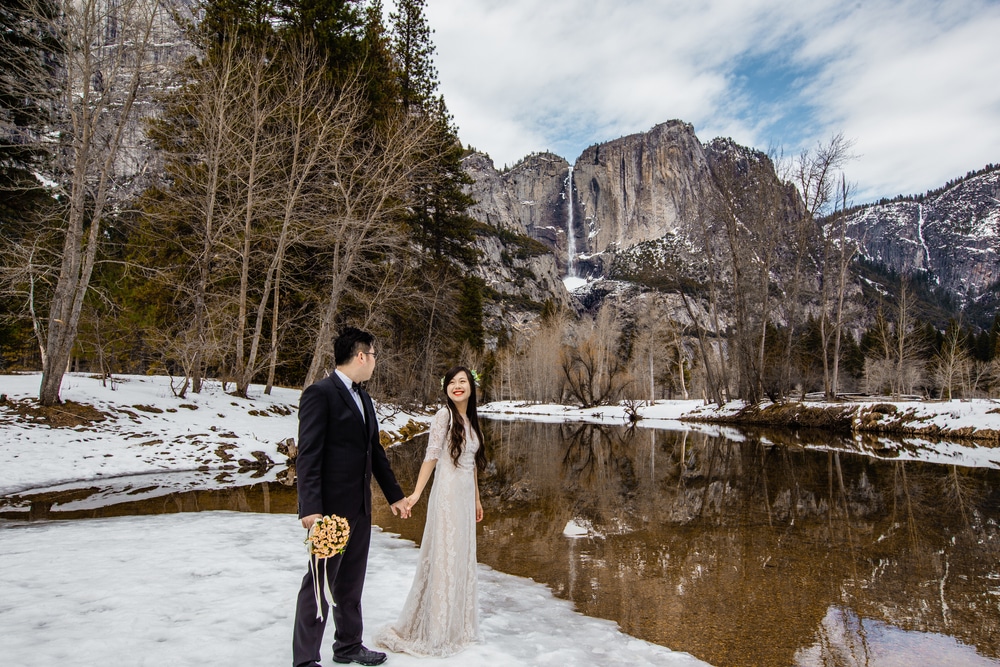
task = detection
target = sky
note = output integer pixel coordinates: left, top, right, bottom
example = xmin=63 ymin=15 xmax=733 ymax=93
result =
xmin=424 ymin=0 xmax=1000 ymax=204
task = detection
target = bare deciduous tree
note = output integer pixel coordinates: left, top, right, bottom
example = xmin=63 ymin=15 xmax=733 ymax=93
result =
xmin=522 ymin=312 xmax=570 ymax=403
xmin=627 ymin=297 xmax=689 ymax=401
xmin=708 ymin=144 xmax=793 ymax=403
xmin=828 ymin=175 xmax=861 ymax=398
xmin=864 ymin=280 xmax=925 ymax=396
xmin=143 ymin=33 xmax=250 ymax=394
xmin=301 ymin=102 xmax=438 ymax=386
xmin=561 ymin=304 xmax=630 ymax=408
xmin=934 ymin=320 xmax=969 ymax=400
xmin=235 ymin=39 xmax=353 ymax=397
xmin=34 ymin=0 xmax=163 ymax=404
xmin=781 ymin=134 xmax=854 ymax=398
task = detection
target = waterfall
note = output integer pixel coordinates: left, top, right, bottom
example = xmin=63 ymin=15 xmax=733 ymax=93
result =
xmin=916 ymin=203 xmax=931 ymax=271
xmin=565 ymin=167 xmax=576 ymax=277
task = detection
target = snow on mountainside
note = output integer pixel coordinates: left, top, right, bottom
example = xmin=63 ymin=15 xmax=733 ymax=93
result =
xmin=844 ymin=168 xmax=1000 ymax=309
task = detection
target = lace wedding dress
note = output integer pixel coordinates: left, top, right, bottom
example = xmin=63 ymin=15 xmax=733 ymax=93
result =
xmin=374 ymin=407 xmax=480 ymax=656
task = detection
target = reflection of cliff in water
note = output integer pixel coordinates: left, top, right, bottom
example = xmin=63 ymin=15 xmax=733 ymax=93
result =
xmin=379 ymin=421 xmax=1000 ymax=667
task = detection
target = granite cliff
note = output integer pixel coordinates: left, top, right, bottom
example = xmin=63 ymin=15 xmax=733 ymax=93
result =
xmin=843 ymin=168 xmax=1000 ymax=313
xmin=574 ymin=121 xmax=718 ymax=256
xmin=464 ymin=121 xmax=725 ymax=278
xmin=461 ymin=152 xmax=574 ymax=331
xmin=462 ymin=122 xmax=998 ymax=328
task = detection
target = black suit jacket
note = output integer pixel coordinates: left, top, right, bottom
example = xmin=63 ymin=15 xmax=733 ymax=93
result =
xmin=296 ymin=374 xmax=404 ymax=520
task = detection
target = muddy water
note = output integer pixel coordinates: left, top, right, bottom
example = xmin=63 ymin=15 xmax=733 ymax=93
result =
xmin=4 ymin=420 xmax=999 ymax=667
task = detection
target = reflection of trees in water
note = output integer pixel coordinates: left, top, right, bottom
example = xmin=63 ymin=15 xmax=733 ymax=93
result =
xmin=467 ymin=420 xmax=1000 ymax=666
xmin=802 ymin=607 xmax=874 ymax=667
xmin=561 ymin=424 xmax=638 ymax=510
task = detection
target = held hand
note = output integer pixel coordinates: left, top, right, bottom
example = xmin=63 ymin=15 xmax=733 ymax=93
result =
xmin=301 ymin=513 xmax=322 ymax=531
xmin=475 ymin=499 xmax=484 ymax=523
xmin=390 ymin=498 xmax=411 ymax=519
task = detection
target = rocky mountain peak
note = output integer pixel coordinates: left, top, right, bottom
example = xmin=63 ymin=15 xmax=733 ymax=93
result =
xmin=845 ymin=167 xmax=1000 ymax=313
xmin=573 ymin=120 xmax=717 ymax=257
xmin=463 ymin=121 xmax=997 ymax=327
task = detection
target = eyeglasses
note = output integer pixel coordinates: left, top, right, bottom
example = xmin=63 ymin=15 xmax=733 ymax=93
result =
xmin=363 ymin=350 xmax=378 ymax=359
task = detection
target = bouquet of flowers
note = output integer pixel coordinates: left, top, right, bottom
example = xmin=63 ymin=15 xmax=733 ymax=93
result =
xmin=305 ymin=514 xmax=351 ymax=559
xmin=306 ymin=514 xmax=351 ymax=620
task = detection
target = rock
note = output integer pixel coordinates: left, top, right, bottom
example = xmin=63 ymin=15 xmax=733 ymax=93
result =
xmin=237 ymin=450 xmax=274 ymax=472
xmin=461 ymin=151 xmax=576 ymax=335
xmin=277 ymin=466 xmax=296 ymax=486
xmin=398 ymin=419 xmax=429 ymax=441
xmin=277 ymin=437 xmax=298 ymax=460
xmin=575 ymin=121 xmax=719 ymax=255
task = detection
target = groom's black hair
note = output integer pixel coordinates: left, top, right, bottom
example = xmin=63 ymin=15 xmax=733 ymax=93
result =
xmin=334 ymin=327 xmax=375 ymax=366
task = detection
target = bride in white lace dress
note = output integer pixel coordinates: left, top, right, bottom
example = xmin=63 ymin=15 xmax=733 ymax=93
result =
xmin=374 ymin=366 xmax=486 ymax=657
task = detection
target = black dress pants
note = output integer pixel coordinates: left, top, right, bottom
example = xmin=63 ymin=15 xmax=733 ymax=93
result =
xmin=292 ymin=512 xmax=372 ymax=667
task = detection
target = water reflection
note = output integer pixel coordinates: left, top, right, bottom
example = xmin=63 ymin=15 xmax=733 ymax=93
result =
xmin=377 ymin=421 xmax=1000 ymax=667
xmin=0 ymin=471 xmax=298 ymax=520
xmin=796 ymin=606 xmax=999 ymax=667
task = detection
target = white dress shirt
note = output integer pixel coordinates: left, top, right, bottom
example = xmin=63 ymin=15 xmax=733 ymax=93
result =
xmin=335 ymin=368 xmax=365 ymax=423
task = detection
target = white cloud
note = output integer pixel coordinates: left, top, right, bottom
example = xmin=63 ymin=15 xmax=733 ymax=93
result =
xmin=425 ymin=0 xmax=1000 ymax=201
xmin=798 ymin=1 xmax=1000 ymax=199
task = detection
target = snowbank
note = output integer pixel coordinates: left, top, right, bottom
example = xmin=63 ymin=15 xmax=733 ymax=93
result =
xmin=0 ymin=512 xmax=709 ymax=667
xmin=0 ymin=373 xmax=431 ymax=496
xmin=481 ymin=397 xmax=1000 ymax=442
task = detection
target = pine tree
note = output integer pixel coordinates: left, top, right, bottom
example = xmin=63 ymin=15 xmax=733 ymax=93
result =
xmin=455 ymin=277 xmax=485 ymax=352
xmin=990 ymin=314 xmax=1000 ymax=361
xmin=386 ymin=1 xmax=476 ymax=267
xmin=0 ymin=0 xmax=59 ymax=367
xmin=278 ymin=0 xmax=366 ymax=77
xmin=358 ymin=0 xmax=402 ymax=126
xmin=200 ymin=0 xmax=278 ymax=45
xmin=0 ymin=0 xmax=57 ymax=223
xmin=409 ymin=99 xmax=477 ymax=266
xmin=389 ymin=0 xmax=438 ymax=110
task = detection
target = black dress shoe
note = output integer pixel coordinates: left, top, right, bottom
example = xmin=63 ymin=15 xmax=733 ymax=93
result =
xmin=331 ymin=645 xmax=387 ymax=666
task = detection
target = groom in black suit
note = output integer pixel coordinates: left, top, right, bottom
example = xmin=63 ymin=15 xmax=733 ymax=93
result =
xmin=293 ymin=327 xmax=410 ymax=667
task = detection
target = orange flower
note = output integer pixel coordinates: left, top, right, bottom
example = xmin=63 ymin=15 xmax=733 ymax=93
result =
xmin=305 ymin=515 xmax=351 ymax=558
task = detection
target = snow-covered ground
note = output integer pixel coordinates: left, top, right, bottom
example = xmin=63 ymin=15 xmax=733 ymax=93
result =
xmin=481 ymin=396 xmax=1000 ymax=434
xmin=481 ymin=398 xmax=696 ymax=427
xmin=0 ymin=373 xmax=707 ymax=666
xmin=0 ymin=512 xmax=708 ymax=667
xmin=3 ymin=373 xmax=1000 ymax=665
xmin=0 ymin=373 xmax=429 ymax=497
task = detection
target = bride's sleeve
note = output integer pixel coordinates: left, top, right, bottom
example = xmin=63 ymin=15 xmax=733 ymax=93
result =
xmin=424 ymin=409 xmax=448 ymax=462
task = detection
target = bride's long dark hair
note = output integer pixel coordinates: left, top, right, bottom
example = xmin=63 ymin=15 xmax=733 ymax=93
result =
xmin=443 ymin=366 xmax=487 ymax=471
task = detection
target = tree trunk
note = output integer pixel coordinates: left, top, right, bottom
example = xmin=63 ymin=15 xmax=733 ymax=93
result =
xmin=680 ymin=288 xmax=722 ymax=405
xmin=39 ymin=0 xmax=158 ymax=405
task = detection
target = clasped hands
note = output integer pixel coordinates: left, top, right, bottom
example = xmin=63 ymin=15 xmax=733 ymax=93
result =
xmin=390 ymin=496 xmax=414 ymax=519
xmin=300 ymin=496 xmax=414 ymax=530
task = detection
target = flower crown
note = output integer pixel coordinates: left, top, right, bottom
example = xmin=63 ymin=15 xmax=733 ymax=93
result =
xmin=440 ymin=368 xmax=481 ymax=390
